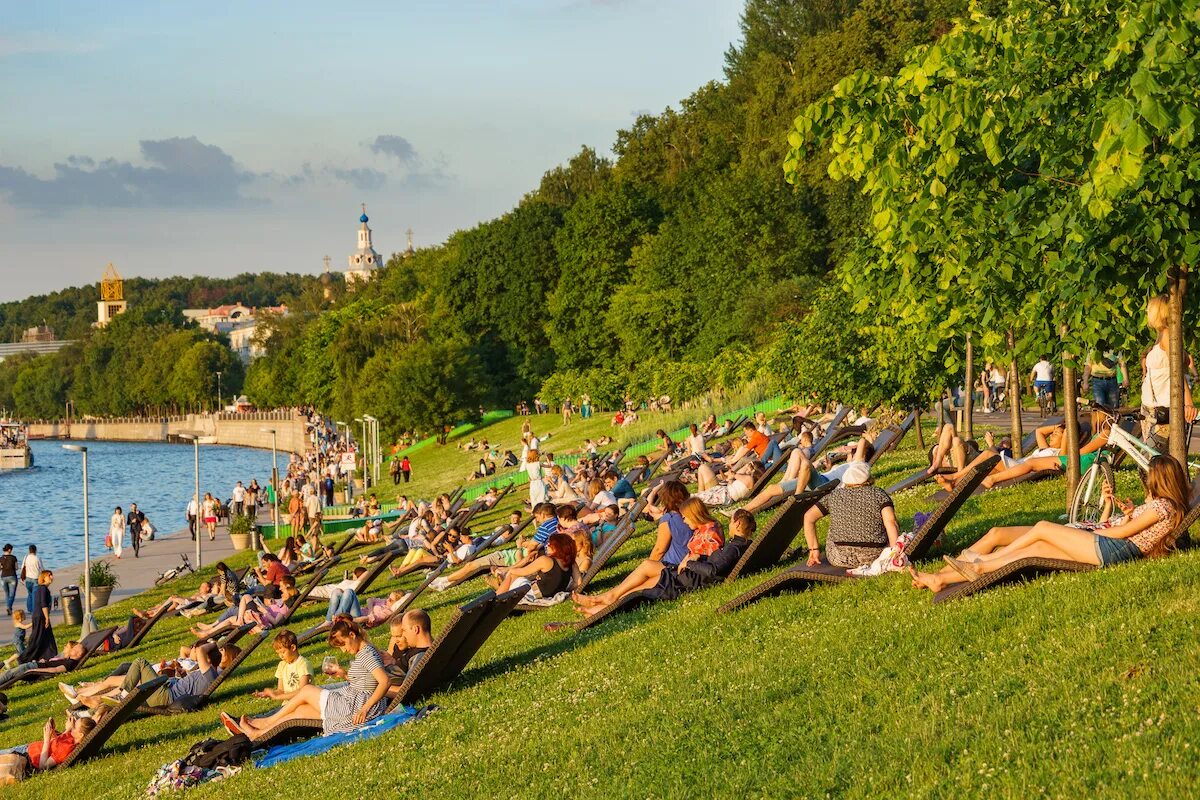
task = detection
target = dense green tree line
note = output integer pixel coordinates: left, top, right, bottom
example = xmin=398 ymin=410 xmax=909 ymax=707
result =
xmin=0 ymin=307 xmax=244 ymax=419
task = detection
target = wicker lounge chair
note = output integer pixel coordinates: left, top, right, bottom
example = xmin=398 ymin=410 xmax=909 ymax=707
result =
xmin=54 ymin=676 xmax=171 ymax=769
xmin=0 ymin=626 xmax=118 ymax=689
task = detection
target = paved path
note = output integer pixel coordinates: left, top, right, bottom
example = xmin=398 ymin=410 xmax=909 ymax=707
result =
xmin=0 ymin=522 xmax=245 ymax=643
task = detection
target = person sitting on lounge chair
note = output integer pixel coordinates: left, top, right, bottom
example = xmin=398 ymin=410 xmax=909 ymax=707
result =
xmin=801 ymin=462 xmax=900 ymax=569
xmin=253 ymin=630 xmax=312 ymax=702
xmin=673 ymin=509 xmax=756 ymax=589
xmin=492 ymin=532 xmax=577 ymax=599
xmin=911 ymin=454 xmax=1189 ymax=593
xmin=0 ymin=641 xmax=86 ymax=688
xmin=0 ymin=708 xmax=103 ymax=781
xmin=75 ymin=642 xmax=220 ymax=712
xmin=740 ymin=438 xmax=876 ymax=515
xmin=382 ymin=609 xmax=433 ymax=683
xmin=190 ymin=577 xmax=296 ymax=639
xmin=572 ymin=493 xmax=717 ymax=615
xmin=327 ymin=589 xmax=411 ymax=627
xmin=225 ymin=618 xmax=389 ymax=740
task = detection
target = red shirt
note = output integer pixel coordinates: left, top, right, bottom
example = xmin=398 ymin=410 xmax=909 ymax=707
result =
xmin=27 ymin=732 xmax=76 ymax=767
xmin=687 ymin=521 xmax=725 ymax=558
xmin=746 ymin=430 xmax=769 ymax=458
xmin=264 ymin=560 xmax=290 ymax=585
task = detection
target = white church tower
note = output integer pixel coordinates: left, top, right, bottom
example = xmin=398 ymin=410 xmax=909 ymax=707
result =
xmin=345 ymin=204 xmax=382 ymax=285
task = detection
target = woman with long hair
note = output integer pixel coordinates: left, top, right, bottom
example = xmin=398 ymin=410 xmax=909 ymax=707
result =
xmin=108 ymin=507 xmax=125 ymax=559
xmin=495 ymin=532 xmax=577 ymax=599
xmin=912 ymin=454 xmax=1190 ymax=593
xmin=573 ymin=481 xmax=694 ymax=614
xmin=224 ymin=618 xmax=389 ymax=740
xmin=525 ymin=449 xmax=547 ymax=505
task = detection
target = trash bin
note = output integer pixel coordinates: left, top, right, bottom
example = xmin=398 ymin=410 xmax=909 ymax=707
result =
xmin=60 ymin=585 xmax=82 ymax=626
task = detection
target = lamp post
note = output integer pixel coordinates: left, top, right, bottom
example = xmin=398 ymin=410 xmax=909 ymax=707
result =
xmin=177 ymin=433 xmax=202 ymax=568
xmin=215 ymin=371 xmax=223 ymax=413
xmin=363 ymin=415 xmax=379 ymax=485
xmin=354 ymin=418 xmax=367 ymax=489
xmin=260 ymin=427 xmax=278 ymax=544
xmin=61 ymin=445 xmax=97 ymax=636
xmin=335 ymin=422 xmax=350 ymax=501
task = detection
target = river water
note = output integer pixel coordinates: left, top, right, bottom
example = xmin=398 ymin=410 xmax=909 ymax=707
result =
xmin=0 ymin=439 xmax=274 ymax=569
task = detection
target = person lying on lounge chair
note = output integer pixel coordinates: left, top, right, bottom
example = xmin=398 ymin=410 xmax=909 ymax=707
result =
xmin=73 ymin=642 xmax=220 ymax=712
xmin=911 ymin=454 xmax=1189 ymax=593
xmin=190 ymin=577 xmax=297 ymax=639
xmin=572 ymin=495 xmax=723 ymax=615
xmin=0 ymin=641 xmax=86 ymax=688
xmin=740 ymin=438 xmax=876 ymax=515
xmin=133 ymin=582 xmax=220 ymax=620
xmin=800 ymin=462 xmax=900 ymax=569
xmin=428 ymin=504 xmax=554 ymax=591
xmin=693 ymin=460 xmax=763 ymax=508
xmin=0 ymin=708 xmax=104 ymax=781
xmin=936 ymin=418 xmax=1110 ymax=491
xmin=223 ymin=619 xmax=389 ymax=740
xmin=326 ymin=589 xmax=411 ymax=627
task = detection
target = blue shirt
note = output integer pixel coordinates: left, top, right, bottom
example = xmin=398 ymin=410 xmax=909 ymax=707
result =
xmin=534 ymin=519 xmax=558 ymax=547
xmin=660 ymin=511 xmax=693 ymax=567
xmin=611 ymin=479 xmax=636 ymax=500
xmin=168 ymin=665 xmax=219 ymax=702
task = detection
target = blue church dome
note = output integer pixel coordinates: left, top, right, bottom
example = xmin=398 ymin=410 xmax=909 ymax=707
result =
xmin=359 ymin=213 xmax=369 ymax=223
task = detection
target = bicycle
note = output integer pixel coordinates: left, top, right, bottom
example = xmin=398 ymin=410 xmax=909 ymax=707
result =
xmin=154 ymin=553 xmax=194 ymax=587
xmin=1036 ymin=385 xmax=1057 ymax=417
xmin=1069 ymin=405 xmax=1197 ymax=524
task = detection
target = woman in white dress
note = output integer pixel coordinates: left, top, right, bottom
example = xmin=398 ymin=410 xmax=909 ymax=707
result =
xmin=525 ymin=449 xmax=547 ymax=505
xmin=108 ymin=507 xmax=125 ymax=559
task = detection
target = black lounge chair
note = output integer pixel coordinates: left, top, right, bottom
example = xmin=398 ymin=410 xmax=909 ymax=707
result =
xmin=253 ymin=589 xmax=519 ymax=745
xmin=0 ymin=626 xmax=118 ymax=689
xmin=716 ymin=456 xmax=998 ymax=613
xmin=931 ymin=557 xmax=1096 ymax=604
xmin=116 ymin=603 xmax=173 ymax=651
xmin=807 ymin=406 xmax=852 ymax=457
xmin=140 ymin=629 xmax=271 ymax=715
xmin=723 ymin=483 xmax=839 ymax=582
xmin=932 ymin=499 xmax=1200 ymax=603
xmin=54 ymin=676 xmax=171 ymax=769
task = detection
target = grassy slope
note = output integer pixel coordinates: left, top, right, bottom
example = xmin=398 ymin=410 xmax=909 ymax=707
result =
xmin=6 ymin=420 xmax=1200 ymax=798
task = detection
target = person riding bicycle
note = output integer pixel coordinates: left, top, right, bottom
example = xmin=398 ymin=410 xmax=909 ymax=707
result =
xmin=1030 ymin=354 xmax=1056 ymax=411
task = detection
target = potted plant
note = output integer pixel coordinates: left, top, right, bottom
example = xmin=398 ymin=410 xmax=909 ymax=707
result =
xmin=82 ymin=560 xmax=119 ymax=609
xmin=228 ymin=514 xmax=254 ymax=551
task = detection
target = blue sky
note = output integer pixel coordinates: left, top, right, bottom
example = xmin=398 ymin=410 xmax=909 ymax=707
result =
xmin=0 ymin=0 xmax=744 ymax=302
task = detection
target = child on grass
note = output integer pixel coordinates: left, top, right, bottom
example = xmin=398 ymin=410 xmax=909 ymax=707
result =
xmin=3 ymin=611 xmax=31 ymax=668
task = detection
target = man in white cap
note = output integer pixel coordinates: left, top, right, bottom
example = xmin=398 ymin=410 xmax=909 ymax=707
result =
xmin=801 ymin=460 xmax=901 ymax=569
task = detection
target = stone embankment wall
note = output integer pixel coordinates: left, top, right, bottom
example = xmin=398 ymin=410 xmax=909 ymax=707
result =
xmin=28 ymin=410 xmax=309 ymax=453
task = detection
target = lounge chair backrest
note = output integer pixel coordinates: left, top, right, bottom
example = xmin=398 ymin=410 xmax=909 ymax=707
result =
xmin=725 ymin=482 xmax=839 ymax=582
xmin=390 ymin=591 xmax=497 ymax=707
xmin=199 ymin=629 xmax=271 ymax=701
xmin=58 ymin=676 xmax=171 ymax=768
xmin=808 ymin=406 xmax=851 ymax=456
xmin=126 ymin=603 xmax=172 ymax=649
xmin=906 ymin=454 xmax=1000 ymax=560
xmin=439 ymin=587 xmax=524 ymax=682
xmin=579 ymin=495 xmax=651 ymax=588
xmin=73 ymin=626 xmax=120 ymax=672
xmin=354 ymin=551 xmax=400 ymax=595
xmin=866 ymin=428 xmax=900 ymax=466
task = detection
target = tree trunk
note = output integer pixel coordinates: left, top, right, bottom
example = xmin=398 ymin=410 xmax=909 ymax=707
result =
xmin=964 ymin=334 xmax=975 ymax=441
xmin=1061 ymin=325 xmax=1081 ymax=504
xmin=1008 ymin=328 xmax=1025 ymax=458
xmin=913 ymin=407 xmax=925 ymax=452
xmin=1168 ymin=264 xmax=1189 ymax=465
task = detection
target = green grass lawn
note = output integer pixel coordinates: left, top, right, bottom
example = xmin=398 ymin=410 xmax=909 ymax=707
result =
xmin=5 ymin=420 xmax=1199 ymax=798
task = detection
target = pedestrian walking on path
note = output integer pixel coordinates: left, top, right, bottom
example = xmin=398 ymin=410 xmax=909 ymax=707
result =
xmin=127 ymin=503 xmax=145 ymax=558
xmin=108 ymin=507 xmax=125 ymax=559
